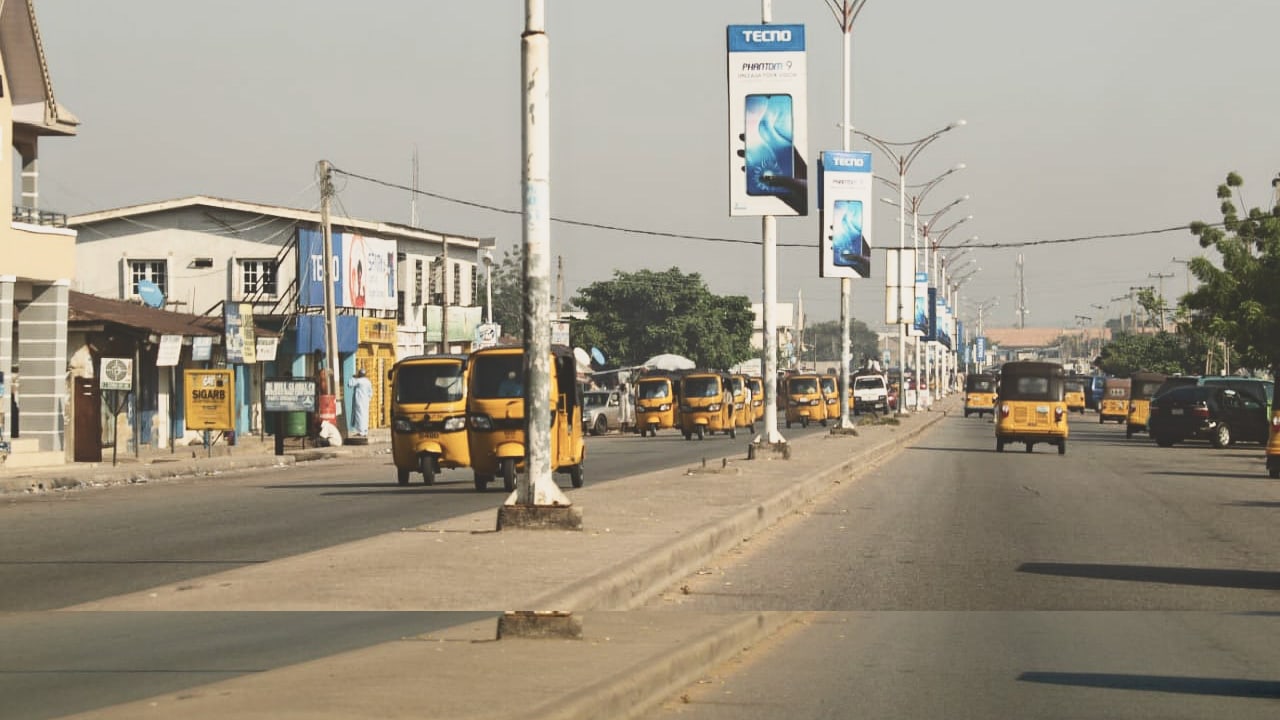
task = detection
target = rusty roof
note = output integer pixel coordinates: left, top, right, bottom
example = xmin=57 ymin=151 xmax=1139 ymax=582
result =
xmin=69 ymin=291 xmax=277 ymax=339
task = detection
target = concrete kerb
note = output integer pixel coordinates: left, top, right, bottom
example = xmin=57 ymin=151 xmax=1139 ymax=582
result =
xmin=534 ymin=407 xmax=952 ymax=613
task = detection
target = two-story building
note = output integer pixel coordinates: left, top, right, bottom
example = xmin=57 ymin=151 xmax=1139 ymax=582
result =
xmin=69 ymin=196 xmax=486 ymax=446
xmin=0 ymin=0 xmax=80 ymax=467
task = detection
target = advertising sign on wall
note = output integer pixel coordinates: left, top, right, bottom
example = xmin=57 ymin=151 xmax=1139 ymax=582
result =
xmin=263 ymin=378 xmax=317 ymax=413
xmin=297 ymin=228 xmax=398 ymax=311
xmin=224 ymin=303 xmax=256 ymax=364
xmin=100 ymin=358 xmax=133 ymax=391
xmin=726 ymin=24 xmax=808 ymax=217
xmin=818 ymin=151 xmax=873 ymax=279
xmin=192 ymin=336 xmax=213 ymax=362
xmin=184 ymin=369 xmax=235 ymax=431
xmin=156 ymin=335 xmax=183 ymax=367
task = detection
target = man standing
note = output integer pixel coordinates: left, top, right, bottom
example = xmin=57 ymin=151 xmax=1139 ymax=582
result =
xmin=348 ymin=367 xmax=373 ymax=437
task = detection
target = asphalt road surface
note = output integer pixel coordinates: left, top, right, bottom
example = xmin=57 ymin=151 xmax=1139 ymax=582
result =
xmin=649 ymin=412 xmax=1280 ymax=719
xmin=0 ymin=417 xmax=822 ymax=720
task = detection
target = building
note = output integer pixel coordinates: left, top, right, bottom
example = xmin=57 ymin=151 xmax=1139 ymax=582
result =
xmin=0 ymin=0 xmax=80 ymax=466
xmin=69 ymin=196 xmax=486 ymax=445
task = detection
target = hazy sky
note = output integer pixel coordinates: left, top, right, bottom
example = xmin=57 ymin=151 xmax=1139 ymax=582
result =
xmin=33 ymin=0 xmax=1280 ymax=330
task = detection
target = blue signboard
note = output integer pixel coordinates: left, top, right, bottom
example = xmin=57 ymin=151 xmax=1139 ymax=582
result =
xmin=297 ymin=228 xmax=345 ymax=309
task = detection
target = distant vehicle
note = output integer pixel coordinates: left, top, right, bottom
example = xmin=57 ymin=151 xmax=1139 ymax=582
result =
xmin=963 ymin=373 xmax=997 ymax=418
xmin=1148 ymin=385 xmax=1268 ymax=448
xmin=1154 ymin=375 xmax=1199 ymax=400
xmin=1126 ymin=371 xmax=1167 ymax=438
xmin=1086 ymin=375 xmax=1106 ymax=410
xmin=1064 ymin=376 xmax=1087 ymax=415
xmin=994 ymin=360 xmax=1069 ymax=454
xmin=1099 ymin=377 xmax=1130 ymax=423
xmin=1198 ymin=376 xmax=1274 ymax=416
xmin=583 ymin=388 xmax=624 ymax=436
xmin=852 ymin=373 xmax=889 ymax=414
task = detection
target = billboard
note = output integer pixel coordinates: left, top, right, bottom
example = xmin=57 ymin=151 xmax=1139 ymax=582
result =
xmin=298 ymin=228 xmax=398 ymax=311
xmin=726 ymin=24 xmax=808 ymax=217
xmin=818 ymin=151 xmax=873 ymax=279
xmin=224 ymin=303 xmax=256 ymax=364
xmin=184 ymin=369 xmax=235 ymax=431
xmin=912 ymin=272 xmax=929 ymax=338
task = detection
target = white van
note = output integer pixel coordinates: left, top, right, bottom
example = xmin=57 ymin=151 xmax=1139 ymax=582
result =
xmin=852 ymin=374 xmax=889 ymax=414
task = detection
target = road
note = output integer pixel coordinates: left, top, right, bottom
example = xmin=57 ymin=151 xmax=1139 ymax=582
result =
xmin=649 ymin=412 xmax=1280 ymax=718
xmin=0 ymin=418 xmax=819 ymax=720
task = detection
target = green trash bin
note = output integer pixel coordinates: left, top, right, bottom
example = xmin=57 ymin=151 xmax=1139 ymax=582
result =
xmin=283 ymin=411 xmax=308 ymax=438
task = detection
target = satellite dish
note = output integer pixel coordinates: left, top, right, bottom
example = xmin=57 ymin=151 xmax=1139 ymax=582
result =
xmin=136 ymin=280 xmax=165 ymax=309
xmin=573 ymin=347 xmax=591 ymax=367
xmin=590 ymin=347 xmax=606 ymax=367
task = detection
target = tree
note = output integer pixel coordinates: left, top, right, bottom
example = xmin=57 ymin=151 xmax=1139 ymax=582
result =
xmin=801 ymin=319 xmax=881 ymax=369
xmin=569 ymin=268 xmax=754 ymax=369
xmin=1095 ymin=331 xmax=1197 ymax=376
xmin=1184 ymin=171 xmax=1280 ymax=377
xmin=488 ymin=247 xmax=524 ymax=342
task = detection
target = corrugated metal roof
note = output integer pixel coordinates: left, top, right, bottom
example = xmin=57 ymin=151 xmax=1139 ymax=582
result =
xmin=69 ymin=291 xmax=279 ymax=339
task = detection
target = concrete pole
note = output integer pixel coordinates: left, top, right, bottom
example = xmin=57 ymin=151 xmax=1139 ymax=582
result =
xmin=912 ymin=207 xmax=922 ymax=411
xmin=318 ymin=161 xmax=342 ymax=409
xmin=837 ymin=16 xmax=852 ymax=428
xmin=760 ymin=0 xmax=784 ymax=444
xmin=897 ymin=167 xmax=908 ymax=415
xmin=518 ymin=0 xmax=568 ymax=506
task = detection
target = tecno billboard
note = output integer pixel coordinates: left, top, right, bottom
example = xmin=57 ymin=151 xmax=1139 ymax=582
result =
xmin=818 ymin=150 xmax=873 ymax=279
xmin=298 ymin=228 xmax=397 ymax=311
xmin=726 ymin=24 xmax=809 ymax=217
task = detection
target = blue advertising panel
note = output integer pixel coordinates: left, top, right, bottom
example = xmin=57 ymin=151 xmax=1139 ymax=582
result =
xmin=298 ymin=228 xmax=343 ymax=309
xmin=727 ymin=24 xmax=809 ymax=217
xmin=926 ymin=287 xmax=938 ymax=342
xmin=913 ymin=272 xmax=929 ymax=337
xmin=976 ymin=336 xmax=987 ymax=362
xmin=818 ymin=151 xmax=873 ymax=279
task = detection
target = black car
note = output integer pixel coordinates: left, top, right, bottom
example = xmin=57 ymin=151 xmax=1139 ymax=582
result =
xmin=1147 ymin=386 xmax=1268 ymax=448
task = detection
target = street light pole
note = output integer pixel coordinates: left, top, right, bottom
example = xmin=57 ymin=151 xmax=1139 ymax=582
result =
xmin=483 ymin=250 xmax=494 ymax=324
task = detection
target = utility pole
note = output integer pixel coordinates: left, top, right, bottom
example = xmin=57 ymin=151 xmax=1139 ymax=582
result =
xmin=440 ymin=237 xmax=450 ymax=353
xmin=1148 ymin=271 xmax=1173 ymax=330
xmin=1016 ymin=253 xmax=1027 ymax=329
xmin=317 ymin=160 xmax=342 ymax=410
xmin=555 ymin=255 xmax=563 ymax=320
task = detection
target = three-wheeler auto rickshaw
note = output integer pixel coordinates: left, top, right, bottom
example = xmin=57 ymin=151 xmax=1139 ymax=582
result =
xmin=466 ymin=345 xmax=584 ymax=492
xmin=994 ymin=360 xmax=1069 ymax=454
xmin=1126 ymin=371 xmax=1167 ymax=438
xmin=679 ymin=371 xmax=735 ymax=440
xmin=784 ymin=373 xmax=824 ymax=428
xmin=1064 ymin=376 xmax=1087 ymax=415
xmin=730 ymin=373 xmax=756 ymax=434
xmin=635 ymin=372 xmax=680 ymax=437
xmin=747 ymin=376 xmax=766 ymax=422
xmin=1099 ymin=377 xmax=1130 ymax=423
xmin=389 ymin=354 xmax=470 ymax=485
xmin=819 ymin=374 xmax=840 ymax=423
xmin=964 ymin=372 xmax=998 ymax=418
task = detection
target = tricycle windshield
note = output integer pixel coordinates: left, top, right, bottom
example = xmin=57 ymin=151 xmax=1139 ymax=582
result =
xmin=684 ymin=377 xmax=721 ymax=397
xmin=789 ymin=378 xmax=819 ymax=394
xmin=638 ymin=380 xmax=670 ymax=399
xmin=470 ymin=354 xmax=524 ymax=399
xmin=395 ymin=362 xmax=464 ymax=403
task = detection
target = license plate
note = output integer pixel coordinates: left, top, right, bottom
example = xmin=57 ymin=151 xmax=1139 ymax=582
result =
xmin=425 ymin=431 xmax=441 ymax=438
xmin=1171 ymin=408 xmax=1183 ymax=415
xmin=1036 ymin=405 xmax=1050 ymax=413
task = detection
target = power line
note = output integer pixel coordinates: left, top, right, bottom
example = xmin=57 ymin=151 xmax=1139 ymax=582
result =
xmin=331 ymin=165 xmax=1224 ymax=251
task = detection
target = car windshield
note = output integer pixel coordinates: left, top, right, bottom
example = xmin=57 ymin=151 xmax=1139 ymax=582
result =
xmin=584 ymin=392 xmax=610 ymax=408
xmin=1000 ymin=374 xmax=1058 ymax=401
xmin=1065 ymin=380 xmax=1084 ymax=393
xmin=394 ymin=362 xmax=464 ymax=403
xmin=470 ymin=354 xmax=524 ymax=399
xmin=820 ymin=377 xmax=836 ymax=393
xmin=966 ymin=377 xmax=995 ymax=392
xmin=638 ymin=381 xmax=669 ymax=399
xmin=1134 ymin=380 xmax=1164 ymax=399
xmin=856 ymin=377 xmax=884 ymax=389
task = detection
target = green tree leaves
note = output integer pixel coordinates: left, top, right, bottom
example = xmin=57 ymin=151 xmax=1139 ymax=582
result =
xmin=1095 ymin=331 xmax=1196 ymax=376
xmin=1182 ymin=171 xmax=1280 ymax=377
xmin=569 ymin=268 xmax=753 ymax=369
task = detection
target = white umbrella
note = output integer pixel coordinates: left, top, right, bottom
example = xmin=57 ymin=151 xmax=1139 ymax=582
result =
xmin=643 ymin=353 xmax=695 ymax=371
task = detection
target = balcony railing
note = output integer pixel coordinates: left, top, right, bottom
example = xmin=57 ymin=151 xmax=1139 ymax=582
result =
xmin=12 ymin=206 xmax=68 ymax=227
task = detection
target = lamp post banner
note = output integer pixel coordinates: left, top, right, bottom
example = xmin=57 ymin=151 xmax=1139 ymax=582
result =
xmin=817 ymin=151 xmax=872 ymax=279
xmin=726 ymin=24 xmax=809 ymax=217
xmin=913 ymin=272 xmax=929 ymax=338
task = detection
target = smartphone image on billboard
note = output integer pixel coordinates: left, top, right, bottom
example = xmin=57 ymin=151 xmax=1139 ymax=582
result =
xmin=744 ymin=94 xmax=794 ymax=196
xmin=831 ymin=199 xmax=869 ymax=276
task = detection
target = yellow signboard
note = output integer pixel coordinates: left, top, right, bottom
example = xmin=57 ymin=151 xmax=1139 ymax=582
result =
xmin=358 ymin=317 xmax=397 ymax=345
xmin=184 ymin=369 xmax=235 ymax=431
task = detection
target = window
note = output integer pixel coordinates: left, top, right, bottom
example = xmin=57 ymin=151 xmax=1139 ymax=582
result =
xmin=452 ymin=262 xmax=461 ymax=306
xmin=130 ymin=260 xmax=167 ymax=297
xmin=397 ymin=291 xmax=406 ymax=324
xmin=415 ymin=260 xmax=424 ymax=305
xmin=471 ymin=264 xmax=479 ymax=305
xmin=240 ymin=259 xmax=278 ymax=297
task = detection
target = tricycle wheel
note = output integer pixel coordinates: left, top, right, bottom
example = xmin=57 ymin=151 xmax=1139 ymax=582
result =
xmin=802 ymin=416 xmax=809 ymax=428
xmin=1269 ymin=466 xmax=1280 ymax=479
xmin=695 ymin=426 xmax=705 ymax=441
xmin=996 ymin=438 xmax=1004 ymax=452
xmin=569 ymin=464 xmax=584 ymax=488
xmin=1025 ymin=443 xmax=1034 ymax=453
xmin=473 ymin=473 xmax=491 ymax=492
xmin=729 ymin=425 xmax=737 ymax=440
xmin=397 ymin=467 xmax=410 ymax=485
xmin=500 ymin=458 xmax=517 ymax=493
xmin=683 ymin=430 xmax=691 ymax=440
xmin=1058 ymin=440 xmax=1066 ymax=455
xmin=419 ymin=454 xmax=436 ymax=486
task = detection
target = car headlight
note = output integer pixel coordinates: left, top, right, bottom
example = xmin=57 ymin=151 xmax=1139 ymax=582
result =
xmin=443 ymin=416 xmax=466 ymax=432
xmin=392 ymin=417 xmax=414 ymax=433
xmin=810 ymin=399 xmax=821 ymax=406
xmin=469 ymin=414 xmax=492 ymax=430
xmin=659 ymin=403 xmax=671 ymax=411
xmin=708 ymin=403 xmax=721 ymax=412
